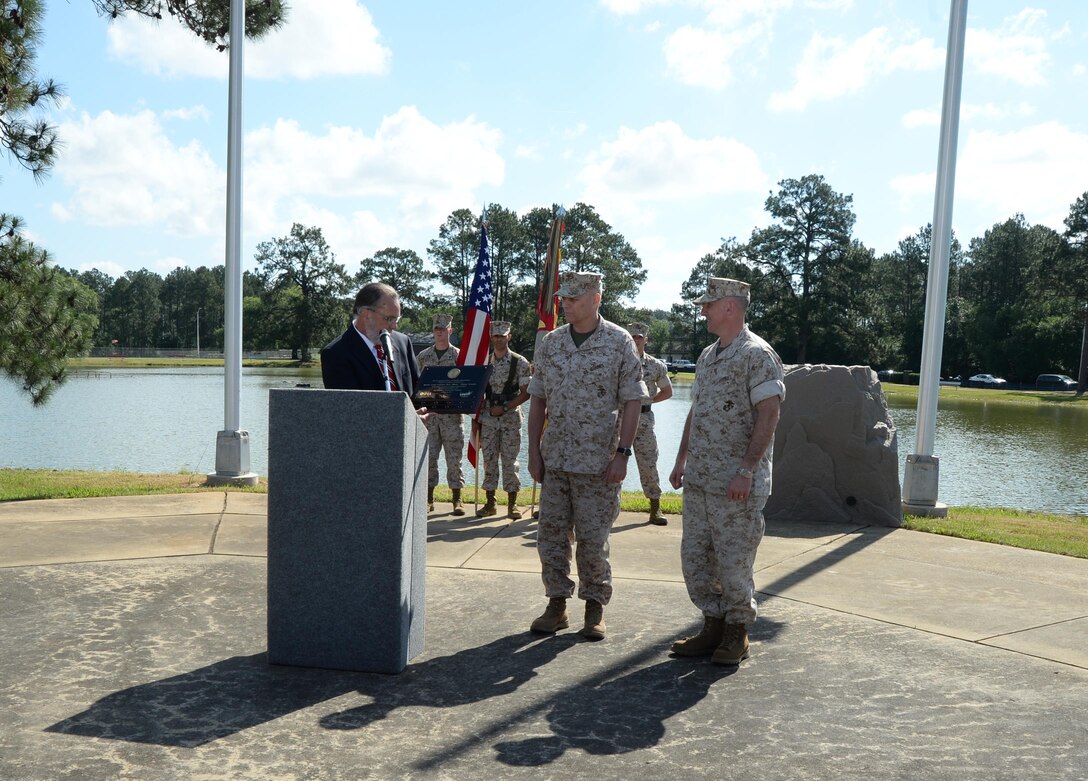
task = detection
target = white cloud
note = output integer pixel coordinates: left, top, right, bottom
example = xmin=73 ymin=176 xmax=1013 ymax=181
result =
xmin=53 ymin=110 xmax=223 ymax=235
xmin=50 ymin=104 xmax=504 ymax=256
xmin=663 ymin=25 xmax=760 ymax=90
xmin=967 ymin=9 xmax=1051 ymax=87
xmin=803 ymin=0 xmax=854 ymax=9
xmin=578 ymin=121 xmax=768 ymax=222
xmin=1074 ymin=63 xmax=1087 ymax=77
xmin=599 ymin=0 xmax=671 ymax=14
xmin=656 ymin=1 xmax=788 ymax=90
xmin=161 ymin=106 xmax=211 ymax=122
xmin=889 ymin=171 xmax=933 ymax=201
xmin=957 ymin=122 xmax=1088 ymax=228
xmin=76 ymin=259 xmax=129 ymax=279
xmin=902 ymin=101 xmax=1036 ymax=128
xmin=770 ymin=27 xmax=942 ymax=111
xmin=701 ymin=0 xmax=792 ymax=28
xmin=107 ymin=0 xmax=390 ymax=80
xmin=902 ymin=107 xmax=940 ymax=129
xmin=243 ymin=107 xmax=504 ymax=237
xmin=889 ymin=122 xmax=1088 ymax=235
xmin=629 ymin=233 xmax=719 ymax=308
xmin=269 ymin=201 xmax=396 ymax=268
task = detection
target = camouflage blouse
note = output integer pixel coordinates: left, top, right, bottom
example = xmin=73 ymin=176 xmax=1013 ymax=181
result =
xmin=529 ymin=318 xmax=647 ymax=474
xmin=686 ymin=327 xmax=785 ymax=496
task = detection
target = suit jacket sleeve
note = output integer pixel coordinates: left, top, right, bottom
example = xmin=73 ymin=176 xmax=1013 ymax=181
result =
xmin=394 ymin=331 xmax=421 ymax=400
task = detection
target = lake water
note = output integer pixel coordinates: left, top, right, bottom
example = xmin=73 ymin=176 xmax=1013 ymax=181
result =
xmin=2 ymin=368 xmax=1087 ymax=515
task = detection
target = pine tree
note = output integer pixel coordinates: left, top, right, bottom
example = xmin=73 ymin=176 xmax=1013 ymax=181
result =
xmin=1 ymin=215 xmax=98 ymax=404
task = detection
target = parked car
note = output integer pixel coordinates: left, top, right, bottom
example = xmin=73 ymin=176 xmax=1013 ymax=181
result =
xmin=667 ymin=360 xmax=697 ymax=373
xmin=1036 ymin=373 xmax=1077 ymax=391
xmin=964 ymin=373 xmax=1007 ymax=388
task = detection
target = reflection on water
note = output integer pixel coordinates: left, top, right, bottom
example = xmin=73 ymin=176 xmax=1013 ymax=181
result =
xmin=1 ymin=368 xmax=294 ymax=476
xmin=2 ymin=369 xmax=1086 ymax=515
xmin=888 ymin=396 xmax=1088 ymax=515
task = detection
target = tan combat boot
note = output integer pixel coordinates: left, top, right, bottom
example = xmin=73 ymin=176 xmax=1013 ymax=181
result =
xmin=579 ymin=600 xmax=606 ymax=640
xmin=478 ymin=490 xmax=497 ymax=517
xmin=427 ymin=486 xmax=435 ymax=513
xmin=711 ymin=623 xmax=750 ymax=665
xmin=670 ymin=616 xmax=724 ymax=657
xmin=451 ymin=489 xmax=465 ymax=516
xmin=530 ymin=597 xmax=569 ymax=634
xmin=648 ymin=498 xmax=667 ymax=526
xmin=507 ymin=491 xmax=523 ymax=519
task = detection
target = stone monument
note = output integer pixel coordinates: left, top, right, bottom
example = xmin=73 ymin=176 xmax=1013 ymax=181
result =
xmin=766 ymin=364 xmax=902 ymax=527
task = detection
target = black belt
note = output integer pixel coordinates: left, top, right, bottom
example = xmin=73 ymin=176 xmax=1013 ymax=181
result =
xmin=641 ymin=404 xmax=652 ymax=413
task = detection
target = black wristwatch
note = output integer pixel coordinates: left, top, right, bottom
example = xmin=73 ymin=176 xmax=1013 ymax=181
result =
xmin=616 ymin=446 xmax=633 ymax=457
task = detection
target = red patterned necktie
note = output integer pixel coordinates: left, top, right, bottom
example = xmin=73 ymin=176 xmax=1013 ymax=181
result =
xmin=375 ymin=343 xmax=399 ymax=391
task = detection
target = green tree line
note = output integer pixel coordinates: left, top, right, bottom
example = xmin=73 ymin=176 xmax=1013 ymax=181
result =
xmin=41 ymin=176 xmax=1088 ymax=393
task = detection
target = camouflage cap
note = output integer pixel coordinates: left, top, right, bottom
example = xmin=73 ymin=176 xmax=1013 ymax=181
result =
xmin=490 ymin=320 xmax=512 ymax=336
xmin=432 ymin=313 xmax=453 ymax=329
xmin=694 ymin=277 xmax=751 ymax=304
xmin=556 ymin=271 xmax=603 ymax=298
xmin=626 ymin=322 xmax=649 ymax=338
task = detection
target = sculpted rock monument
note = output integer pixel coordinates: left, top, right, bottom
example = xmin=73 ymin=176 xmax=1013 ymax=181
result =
xmin=766 ymin=364 xmax=902 ymax=527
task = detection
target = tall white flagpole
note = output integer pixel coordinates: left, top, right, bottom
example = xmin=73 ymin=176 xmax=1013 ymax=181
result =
xmin=209 ymin=0 xmax=258 ymax=486
xmin=902 ymin=0 xmax=968 ymax=517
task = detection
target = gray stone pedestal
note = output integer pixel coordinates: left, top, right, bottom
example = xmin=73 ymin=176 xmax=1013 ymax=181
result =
xmin=266 ymin=389 xmax=427 ymax=673
xmin=766 ymin=364 xmax=902 ymax=527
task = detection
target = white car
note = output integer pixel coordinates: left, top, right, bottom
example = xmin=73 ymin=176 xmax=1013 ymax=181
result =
xmin=967 ymin=373 xmax=1007 ymax=387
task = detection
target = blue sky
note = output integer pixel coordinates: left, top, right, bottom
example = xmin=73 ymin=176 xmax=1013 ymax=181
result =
xmin=7 ymin=0 xmax=1088 ymax=308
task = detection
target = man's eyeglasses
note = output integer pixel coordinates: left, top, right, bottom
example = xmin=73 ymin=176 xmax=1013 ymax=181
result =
xmin=364 ymin=307 xmax=401 ymax=326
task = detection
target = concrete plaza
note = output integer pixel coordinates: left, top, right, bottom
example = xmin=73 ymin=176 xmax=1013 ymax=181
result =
xmin=1 ymin=493 xmax=1085 ymax=779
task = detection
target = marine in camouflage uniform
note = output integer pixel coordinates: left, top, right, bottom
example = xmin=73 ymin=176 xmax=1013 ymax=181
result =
xmin=670 ymin=277 xmax=785 ymax=666
xmin=527 ymin=272 xmax=647 ymax=640
xmin=416 ymin=313 xmax=465 ymax=515
xmin=478 ymin=320 xmax=531 ymax=518
xmin=624 ymin=322 xmax=673 ymax=525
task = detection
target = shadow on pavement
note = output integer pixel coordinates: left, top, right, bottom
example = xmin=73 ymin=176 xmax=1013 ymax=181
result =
xmin=320 ymin=631 xmax=580 ymax=731
xmin=408 ymin=617 xmax=786 ymax=772
xmin=45 ymin=653 xmax=368 ymax=748
xmin=493 ymin=659 xmax=736 ymax=765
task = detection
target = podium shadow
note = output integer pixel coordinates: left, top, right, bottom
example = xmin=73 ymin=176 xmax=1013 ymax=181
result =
xmin=45 ymin=653 xmax=369 ymax=748
xmin=320 ymin=631 xmax=579 ymax=731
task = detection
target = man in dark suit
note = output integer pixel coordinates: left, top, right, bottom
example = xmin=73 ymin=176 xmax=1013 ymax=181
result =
xmin=321 ymin=282 xmax=422 ymax=399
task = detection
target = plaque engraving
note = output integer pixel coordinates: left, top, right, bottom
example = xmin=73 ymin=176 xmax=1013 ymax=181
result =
xmin=414 ymin=365 xmax=493 ymax=414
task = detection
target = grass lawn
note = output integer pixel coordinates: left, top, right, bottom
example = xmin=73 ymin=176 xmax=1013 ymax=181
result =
xmin=1 ymin=468 xmax=1084 ymax=559
xmin=880 ymin=381 xmax=1087 ymax=407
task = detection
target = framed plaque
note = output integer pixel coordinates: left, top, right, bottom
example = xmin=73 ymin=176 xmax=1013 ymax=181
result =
xmin=413 ymin=365 xmax=493 ymax=414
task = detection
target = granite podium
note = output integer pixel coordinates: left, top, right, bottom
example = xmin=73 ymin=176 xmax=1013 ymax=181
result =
xmin=266 ymin=388 xmax=428 ymax=673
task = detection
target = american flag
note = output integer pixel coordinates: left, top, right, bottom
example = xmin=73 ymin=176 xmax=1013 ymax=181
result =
xmin=457 ymin=218 xmax=492 ymax=467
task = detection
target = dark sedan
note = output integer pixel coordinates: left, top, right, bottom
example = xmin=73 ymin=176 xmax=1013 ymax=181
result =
xmin=667 ymin=360 xmax=697 ymax=373
xmin=1036 ymin=373 xmax=1077 ymax=391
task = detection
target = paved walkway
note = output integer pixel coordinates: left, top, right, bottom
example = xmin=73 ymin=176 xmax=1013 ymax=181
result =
xmin=1 ymin=493 xmax=1086 ymax=780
